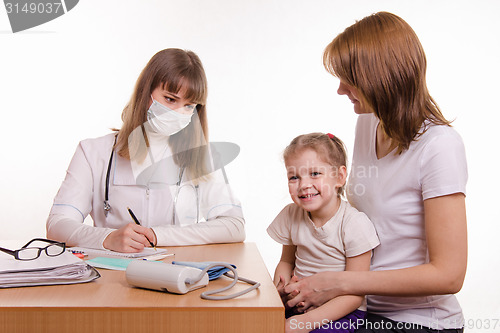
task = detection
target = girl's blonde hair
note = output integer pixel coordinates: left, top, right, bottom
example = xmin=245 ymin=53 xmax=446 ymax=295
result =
xmin=323 ymin=11 xmax=451 ymax=154
xmin=283 ymin=132 xmax=347 ymax=196
xmin=116 ymin=48 xmax=209 ymax=180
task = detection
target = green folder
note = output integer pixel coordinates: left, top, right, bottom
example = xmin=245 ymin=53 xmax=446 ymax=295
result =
xmin=86 ymin=257 xmax=135 ymax=271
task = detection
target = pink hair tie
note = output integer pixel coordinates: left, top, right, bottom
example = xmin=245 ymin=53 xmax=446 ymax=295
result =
xmin=327 ymin=133 xmax=335 ymax=139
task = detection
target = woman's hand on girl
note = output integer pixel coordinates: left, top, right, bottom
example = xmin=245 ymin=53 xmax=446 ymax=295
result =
xmin=103 ymin=223 xmax=157 ymax=252
xmin=284 ymin=271 xmax=341 ymax=312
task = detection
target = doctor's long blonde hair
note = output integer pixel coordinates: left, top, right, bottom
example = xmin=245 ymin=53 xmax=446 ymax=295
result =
xmin=116 ymin=48 xmax=209 ymax=181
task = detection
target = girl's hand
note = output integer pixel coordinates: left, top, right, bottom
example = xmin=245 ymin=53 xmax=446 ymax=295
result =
xmin=103 ymin=223 xmax=156 ymax=252
xmin=284 ymin=271 xmax=341 ymax=312
xmin=276 ymin=275 xmax=301 ymax=309
xmin=276 ymin=275 xmax=287 ymax=298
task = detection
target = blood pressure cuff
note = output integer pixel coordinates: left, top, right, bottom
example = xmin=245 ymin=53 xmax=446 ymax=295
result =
xmin=172 ymin=261 xmax=236 ymax=280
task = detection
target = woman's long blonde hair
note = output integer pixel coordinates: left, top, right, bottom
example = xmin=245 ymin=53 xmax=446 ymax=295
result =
xmin=323 ymin=12 xmax=451 ymax=154
xmin=116 ymin=48 xmax=209 ymax=180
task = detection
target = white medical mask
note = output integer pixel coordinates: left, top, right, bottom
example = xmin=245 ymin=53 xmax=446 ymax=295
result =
xmin=147 ymin=98 xmax=194 ymax=136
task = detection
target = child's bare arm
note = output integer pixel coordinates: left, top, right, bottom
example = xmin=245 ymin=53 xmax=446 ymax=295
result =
xmin=273 ymin=245 xmax=296 ymax=286
xmin=274 ymin=245 xmax=297 ymax=307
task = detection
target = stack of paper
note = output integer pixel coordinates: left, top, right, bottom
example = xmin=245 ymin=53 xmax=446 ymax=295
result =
xmin=0 ymin=251 xmax=100 ymax=288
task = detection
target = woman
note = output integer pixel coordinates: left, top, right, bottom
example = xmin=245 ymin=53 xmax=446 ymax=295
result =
xmin=47 ymin=49 xmax=245 ymax=252
xmin=284 ymin=12 xmax=467 ymax=333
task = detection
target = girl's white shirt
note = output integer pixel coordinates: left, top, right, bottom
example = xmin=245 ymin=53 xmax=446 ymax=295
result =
xmin=46 ymin=133 xmax=245 ymax=249
xmin=267 ymin=200 xmax=380 ymax=311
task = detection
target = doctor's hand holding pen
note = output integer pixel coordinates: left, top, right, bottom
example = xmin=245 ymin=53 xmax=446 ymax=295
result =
xmin=103 ymin=224 xmax=157 ymax=253
xmin=101 ymin=207 xmax=156 ymax=253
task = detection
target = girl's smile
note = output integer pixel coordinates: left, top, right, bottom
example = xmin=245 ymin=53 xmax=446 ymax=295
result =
xmin=298 ymin=192 xmax=319 ymax=200
xmin=285 ymin=149 xmax=346 ymax=227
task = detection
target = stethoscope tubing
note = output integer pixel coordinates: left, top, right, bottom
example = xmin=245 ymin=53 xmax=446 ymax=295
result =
xmin=102 ymin=134 xmax=199 ymax=223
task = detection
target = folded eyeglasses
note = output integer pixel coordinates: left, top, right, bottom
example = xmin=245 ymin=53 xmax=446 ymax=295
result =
xmin=0 ymin=238 xmax=66 ymax=261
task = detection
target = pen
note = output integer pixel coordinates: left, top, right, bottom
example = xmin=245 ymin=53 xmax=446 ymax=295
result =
xmin=127 ymin=207 xmax=157 ymax=251
xmin=67 ymin=249 xmax=88 ymax=258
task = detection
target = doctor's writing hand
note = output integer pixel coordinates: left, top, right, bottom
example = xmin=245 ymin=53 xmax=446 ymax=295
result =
xmin=284 ymin=271 xmax=341 ymax=313
xmin=103 ymin=223 xmax=156 ymax=252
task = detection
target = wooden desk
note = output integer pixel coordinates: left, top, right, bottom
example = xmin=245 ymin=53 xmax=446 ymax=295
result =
xmin=0 ymin=242 xmax=284 ymax=333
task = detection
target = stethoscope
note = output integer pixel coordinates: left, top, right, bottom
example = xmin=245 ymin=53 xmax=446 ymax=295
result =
xmin=103 ymin=134 xmax=200 ymax=224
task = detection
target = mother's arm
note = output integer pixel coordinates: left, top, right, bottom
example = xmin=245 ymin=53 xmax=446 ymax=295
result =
xmin=285 ymin=193 xmax=467 ymax=310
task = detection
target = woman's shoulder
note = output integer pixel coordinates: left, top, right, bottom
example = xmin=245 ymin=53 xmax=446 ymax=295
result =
xmin=414 ymin=123 xmax=465 ymax=153
xmin=79 ymin=133 xmax=117 ymax=149
xmin=423 ymin=122 xmax=462 ymax=139
xmin=80 ymin=132 xmax=116 ymax=145
xmin=78 ymin=133 xmax=117 ymax=159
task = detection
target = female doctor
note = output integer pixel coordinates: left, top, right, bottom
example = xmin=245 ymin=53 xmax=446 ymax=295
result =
xmin=46 ymin=49 xmax=245 ymax=252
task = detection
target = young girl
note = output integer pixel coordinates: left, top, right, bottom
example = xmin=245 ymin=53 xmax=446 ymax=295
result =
xmin=46 ymin=49 xmax=245 ymax=252
xmin=267 ymin=133 xmax=379 ymax=333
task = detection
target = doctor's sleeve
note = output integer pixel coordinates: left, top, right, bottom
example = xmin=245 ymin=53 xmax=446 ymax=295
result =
xmin=152 ymin=215 xmax=245 ymax=246
xmin=46 ymin=142 xmax=114 ymax=249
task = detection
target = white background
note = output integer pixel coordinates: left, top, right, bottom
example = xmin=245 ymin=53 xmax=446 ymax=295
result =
xmin=1 ymin=0 xmax=499 ymax=330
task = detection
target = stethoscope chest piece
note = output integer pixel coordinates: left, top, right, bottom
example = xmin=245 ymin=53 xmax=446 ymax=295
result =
xmin=103 ymin=200 xmax=111 ymax=217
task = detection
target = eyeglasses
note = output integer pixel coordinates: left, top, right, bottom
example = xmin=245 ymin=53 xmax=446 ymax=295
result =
xmin=0 ymin=238 xmax=66 ymax=261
